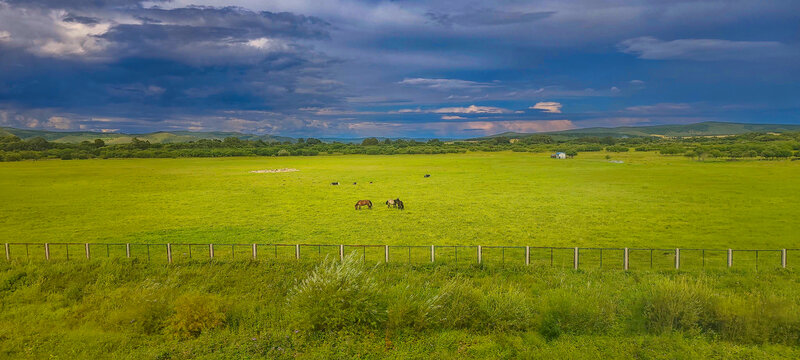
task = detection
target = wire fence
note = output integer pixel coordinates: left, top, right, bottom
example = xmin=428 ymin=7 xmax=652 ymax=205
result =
xmin=2 ymin=242 xmax=795 ymax=270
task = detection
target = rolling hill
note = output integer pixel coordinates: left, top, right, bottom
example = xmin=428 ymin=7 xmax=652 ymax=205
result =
xmin=476 ymin=121 xmax=800 ymax=140
xmin=0 ymin=127 xmax=293 ymax=144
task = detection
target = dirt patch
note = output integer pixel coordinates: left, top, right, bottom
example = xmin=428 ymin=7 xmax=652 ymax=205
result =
xmin=249 ymin=168 xmax=299 ymax=173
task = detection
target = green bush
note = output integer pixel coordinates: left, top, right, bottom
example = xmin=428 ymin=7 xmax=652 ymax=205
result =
xmin=287 ymin=253 xmax=386 ymax=331
xmin=168 ymin=293 xmax=227 ymax=338
xmin=539 ymin=288 xmax=616 ymax=340
xmin=641 ymin=278 xmax=716 ymax=334
xmin=606 ymin=145 xmax=629 ymax=152
xmin=716 ymin=294 xmax=800 ymax=345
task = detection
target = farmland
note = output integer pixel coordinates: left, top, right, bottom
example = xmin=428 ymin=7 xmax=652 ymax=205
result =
xmin=2 ymin=151 xmax=800 ymax=359
xmin=1 ymin=151 xmax=798 ymax=248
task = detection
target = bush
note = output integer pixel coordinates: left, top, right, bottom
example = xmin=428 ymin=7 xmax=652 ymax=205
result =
xmin=606 ymin=145 xmax=629 ymax=152
xmin=539 ymin=288 xmax=616 ymax=340
xmin=168 ymin=293 xmax=226 ymax=338
xmin=276 ymin=149 xmax=290 ymax=156
xmin=716 ymin=294 xmax=800 ymax=345
xmin=287 ymin=253 xmax=386 ymax=331
xmin=641 ymin=278 xmax=716 ymax=334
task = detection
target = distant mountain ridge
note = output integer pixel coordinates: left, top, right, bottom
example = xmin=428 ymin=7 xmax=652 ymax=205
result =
xmin=0 ymin=127 xmax=293 ymax=144
xmin=476 ymin=121 xmax=800 ymax=140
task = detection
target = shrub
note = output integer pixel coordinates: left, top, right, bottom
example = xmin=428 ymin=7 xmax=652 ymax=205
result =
xmin=641 ymin=278 xmax=716 ymax=334
xmin=539 ymin=288 xmax=616 ymax=340
xmin=606 ymin=145 xmax=629 ymax=152
xmin=287 ymin=253 xmax=386 ymax=331
xmin=427 ymin=278 xmax=487 ymax=330
xmin=168 ymin=293 xmax=226 ymax=338
xmin=716 ymin=294 xmax=800 ymax=345
xmin=276 ymin=149 xmax=290 ymax=156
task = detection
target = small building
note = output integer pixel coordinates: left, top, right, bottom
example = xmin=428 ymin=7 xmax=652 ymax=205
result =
xmin=551 ymin=152 xmax=567 ymax=159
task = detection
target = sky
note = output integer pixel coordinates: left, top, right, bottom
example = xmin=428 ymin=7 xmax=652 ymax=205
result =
xmin=0 ymin=0 xmax=798 ymax=138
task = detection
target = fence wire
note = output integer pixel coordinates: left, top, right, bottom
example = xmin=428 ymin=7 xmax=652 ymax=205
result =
xmin=2 ymin=243 xmax=794 ymax=271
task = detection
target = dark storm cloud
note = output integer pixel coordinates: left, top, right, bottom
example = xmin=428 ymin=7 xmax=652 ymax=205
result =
xmin=3 ymin=0 xmax=166 ymax=9
xmin=1 ymin=0 xmax=799 ymax=136
xmin=126 ymin=6 xmax=330 ymax=40
xmin=62 ymin=13 xmax=101 ymax=24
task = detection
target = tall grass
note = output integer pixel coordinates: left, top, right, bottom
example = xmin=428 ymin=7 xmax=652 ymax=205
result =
xmin=1 ymin=260 xmax=799 ymax=358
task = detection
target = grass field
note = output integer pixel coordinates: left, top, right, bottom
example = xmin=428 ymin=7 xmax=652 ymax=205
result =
xmin=1 ymin=151 xmax=799 ymax=248
xmin=3 ymin=151 xmax=800 ymax=359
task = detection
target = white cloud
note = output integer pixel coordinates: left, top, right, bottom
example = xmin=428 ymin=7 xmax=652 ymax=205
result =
xmin=398 ymin=78 xmax=493 ymax=90
xmin=441 ymin=115 xmax=466 ymax=120
xmin=530 ymin=101 xmax=563 ymax=113
xmin=45 ymin=116 xmax=73 ymax=129
xmin=625 ymin=103 xmax=691 ymax=114
xmin=431 ymin=105 xmax=511 ymax=114
xmin=618 ymin=37 xmax=791 ymax=61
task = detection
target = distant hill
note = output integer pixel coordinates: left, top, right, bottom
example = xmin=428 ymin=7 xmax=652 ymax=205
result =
xmin=476 ymin=122 xmax=800 ymax=140
xmin=0 ymin=127 xmax=293 ymax=144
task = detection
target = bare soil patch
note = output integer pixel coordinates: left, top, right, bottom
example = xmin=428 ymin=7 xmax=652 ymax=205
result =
xmin=249 ymin=168 xmax=299 ymax=173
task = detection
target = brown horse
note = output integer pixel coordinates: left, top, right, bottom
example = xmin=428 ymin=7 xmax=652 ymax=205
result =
xmin=355 ymin=200 xmax=373 ymax=210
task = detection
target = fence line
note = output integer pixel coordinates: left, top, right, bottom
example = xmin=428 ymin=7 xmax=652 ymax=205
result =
xmin=2 ymin=243 xmax=795 ymax=270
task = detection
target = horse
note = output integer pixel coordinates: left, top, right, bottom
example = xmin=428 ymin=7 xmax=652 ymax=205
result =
xmin=385 ymin=199 xmax=396 ymax=208
xmin=395 ymin=199 xmax=404 ymax=210
xmin=355 ymin=200 xmax=372 ymax=210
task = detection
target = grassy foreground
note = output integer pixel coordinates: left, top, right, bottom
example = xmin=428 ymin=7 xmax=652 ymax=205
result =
xmin=1 ymin=151 xmax=799 ymax=248
xmin=1 ymin=258 xmax=799 ymax=359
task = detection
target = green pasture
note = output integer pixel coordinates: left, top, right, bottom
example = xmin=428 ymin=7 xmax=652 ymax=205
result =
xmin=1 ymin=151 xmax=798 ymax=248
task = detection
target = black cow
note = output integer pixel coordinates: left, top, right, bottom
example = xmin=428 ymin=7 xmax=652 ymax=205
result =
xmin=331 ymin=182 xmax=339 ymax=185
xmin=424 ymin=174 xmax=431 ymax=178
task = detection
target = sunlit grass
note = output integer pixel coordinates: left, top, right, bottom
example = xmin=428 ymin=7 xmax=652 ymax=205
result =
xmin=1 ymin=151 xmax=798 ymax=248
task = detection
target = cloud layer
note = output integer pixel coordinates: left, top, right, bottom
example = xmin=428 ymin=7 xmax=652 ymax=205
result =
xmin=1 ymin=0 xmax=798 ymax=137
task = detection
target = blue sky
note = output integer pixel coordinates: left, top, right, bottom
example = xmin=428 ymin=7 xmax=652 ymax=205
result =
xmin=0 ymin=0 xmax=798 ymax=137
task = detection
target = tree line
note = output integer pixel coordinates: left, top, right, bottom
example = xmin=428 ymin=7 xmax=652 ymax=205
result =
xmin=1 ymin=131 xmax=799 ymax=161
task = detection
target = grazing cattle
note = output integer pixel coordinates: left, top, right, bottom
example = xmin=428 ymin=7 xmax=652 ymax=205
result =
xmin=424 ymin=174 xmax=431 ymax=178
xmin=395 ymin=199 xmax=404 ymax=210
xmin=355 ymin=200 xmax=373 ymax=210
xmin=331 ymin=182 xmax=339 ymax=185
xmin=385 ymin=199 xmax=396 ymax=208
xmin=353 ymin=182 xmax=357 ymax=185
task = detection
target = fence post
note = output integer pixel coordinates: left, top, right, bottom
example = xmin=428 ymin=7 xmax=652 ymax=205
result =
xmin=167 ymin=243 xmax=172 ymax=263
xmin=675 ymin=248 xmax=680 ymax=270
xmin=339 ymin=245 xmax=344 ymax=262
xmin=4 ymin=243 xmax=8 ymax=261
xmin=477 ymin=246 xmax=482 ymax=264
xmin=85 ymin=243 xmax=90 ymax=259
xmin=209 ymin=244 xmax=214 ymax=259
xmin=295 ymin=244 xmax=300 ymax=260
xmin=727 ymin=249 xmax=732 ymax=268
xmin=525 ymin=246 xmax=530 ymax=266
xmin=624 ymin=248 xmax=629 ymax=271
xmin=574 ymin=247 xmax=579 ymax=270
xmin=126 ymin=243 xmax=131 ymax=258
xmin=781 ymin=249 xmax=787 ymax=268
xmin=45 ymin=243 xmax=50 ymax=261
xmin=384 ymin=245 xmax=389 ymax=263
xmin=252 ymin=244 xmax=257 ymax=260
xmin=430 ymin=245 xmax=435 ymax=263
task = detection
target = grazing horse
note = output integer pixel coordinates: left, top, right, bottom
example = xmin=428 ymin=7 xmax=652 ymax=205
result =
xmin=395 ymin=199 xmax=404 ymax=210
xmin=355 ymin=200 xmax=372 ymax=210
xmin=385 ymin=199 xmax=396 ymax=208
